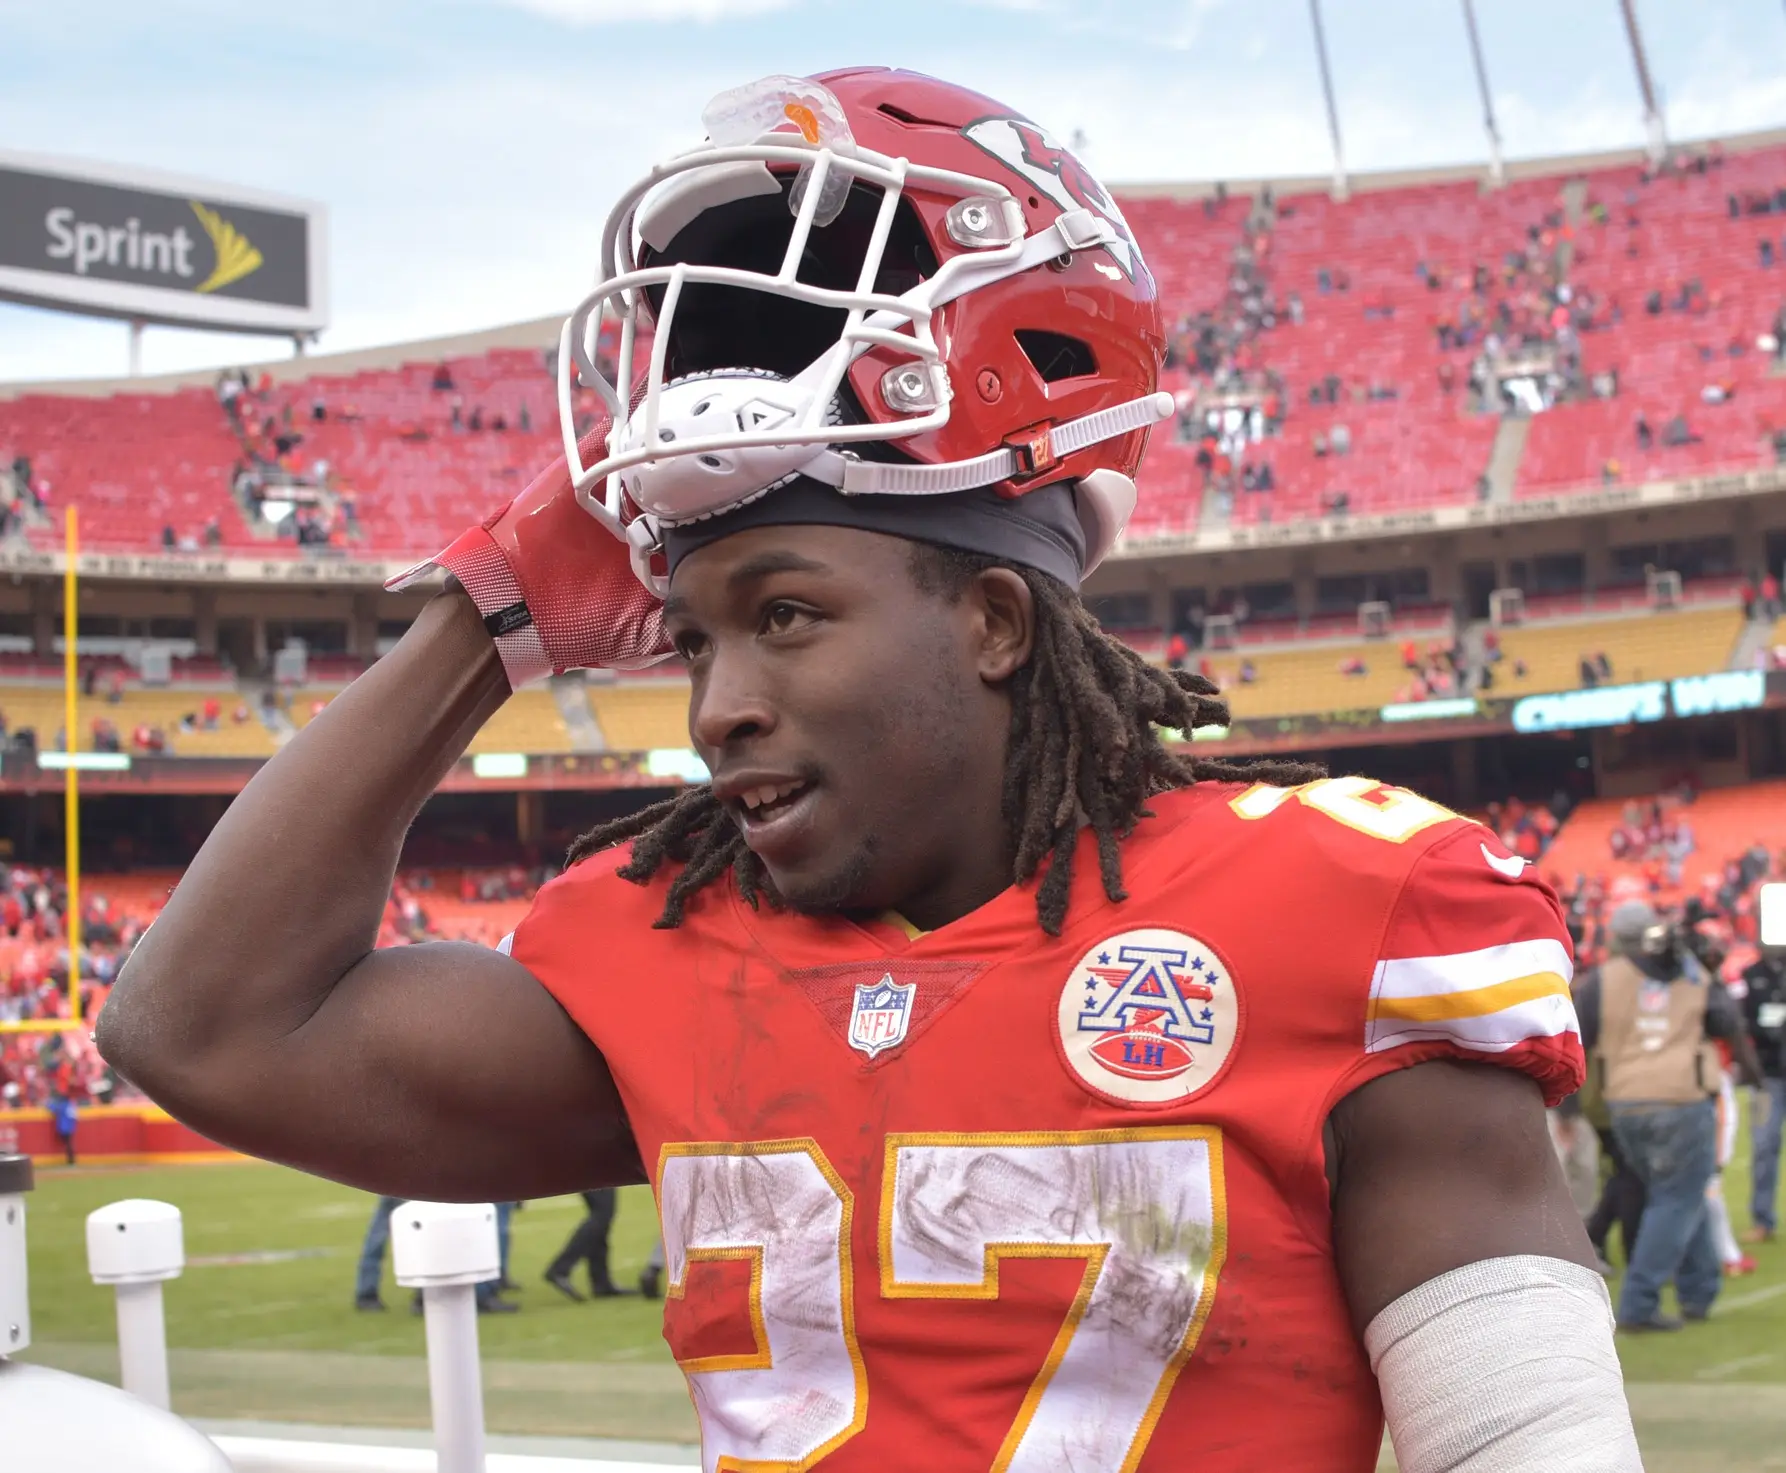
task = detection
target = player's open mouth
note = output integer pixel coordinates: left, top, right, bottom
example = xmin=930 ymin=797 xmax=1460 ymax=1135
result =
xmin=727 ymin=779 xmax=819 ymax=857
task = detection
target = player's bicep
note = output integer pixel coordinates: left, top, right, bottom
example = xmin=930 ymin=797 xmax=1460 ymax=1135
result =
xmin=258 ymin=940 xmax=640 ymax=1200
xmin=1328 ymin=1058 xmax=1596 ymax=1334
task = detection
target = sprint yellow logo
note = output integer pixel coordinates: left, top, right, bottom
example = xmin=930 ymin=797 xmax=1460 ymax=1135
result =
xmin=190 ymin=201 xmax=263 ymax=294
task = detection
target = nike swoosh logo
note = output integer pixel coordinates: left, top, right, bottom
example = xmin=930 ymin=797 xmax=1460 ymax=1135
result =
xmin=1481 ymin=843 xmax=1528 ymax=880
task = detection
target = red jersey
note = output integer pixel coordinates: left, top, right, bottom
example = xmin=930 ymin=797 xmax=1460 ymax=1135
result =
xmin=513 ymin=777 xmax=1583 ymax=1473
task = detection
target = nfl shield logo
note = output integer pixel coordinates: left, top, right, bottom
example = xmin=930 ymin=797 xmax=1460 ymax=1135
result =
xmin=849 ymin=974 xmax=915 ymax=1059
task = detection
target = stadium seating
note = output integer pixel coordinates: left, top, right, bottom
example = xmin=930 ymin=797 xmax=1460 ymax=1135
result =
xmin=249 ymin=348 xmax=565 ymax=553
xmin=589 ymin=681 xmax=690 ymax=751
xmin=1520 ymin=144 xmax=1786 ymax=493
xmin=1121 ymin=174 xmax=1572 ymax=527
xmin=292 ymin=684 xmax=577 ymax=754
xmin=1232 ymin=177 xmax=1559 ymax=522
xmin=1491 ymin=604 xmax=1744 ymax=693
xmin=0 ymin=684 xmax=275 ymax=757
xmin=1541 ymin=778 xmax=1786 ymax=898
xmin=0 ymin=388 xmax=248 ymax=552
xmin=1206 ymin=639 xmax=1436 ymax=720
xmin=465 ymin=689 xmax=578 ymax=755
xmin=2 ymin=138 xmax=1779 ymax=562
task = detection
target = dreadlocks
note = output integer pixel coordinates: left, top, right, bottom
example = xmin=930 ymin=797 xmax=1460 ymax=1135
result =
xmin=566 ymin=545 xmax=1326 ymax=934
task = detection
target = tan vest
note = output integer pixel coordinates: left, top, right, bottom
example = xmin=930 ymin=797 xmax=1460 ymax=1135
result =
xmin=1598 ymin=954 xmax=1719 ymax=1104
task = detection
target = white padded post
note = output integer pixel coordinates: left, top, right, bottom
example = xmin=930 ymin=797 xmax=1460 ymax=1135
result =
xmin=392 ymin=1201 xmax=499 ymax=1473
xmin=87 ymin=1198 xmax=184 ymax=1410
xmin=0 ymin=1154 xmax=32 ymax=1357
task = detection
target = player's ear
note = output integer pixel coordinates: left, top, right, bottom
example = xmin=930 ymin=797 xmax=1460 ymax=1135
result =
xmin=970 ymin=567 xmax=1034 ymax=684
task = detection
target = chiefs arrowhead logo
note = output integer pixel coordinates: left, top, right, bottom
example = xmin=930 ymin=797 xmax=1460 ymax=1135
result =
xmin=961 ymin=116 xmax=1147 ymax=286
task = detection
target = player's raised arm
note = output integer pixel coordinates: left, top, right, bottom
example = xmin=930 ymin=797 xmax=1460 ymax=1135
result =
xmin=97 ymin=438 xmax=668 ymax=1200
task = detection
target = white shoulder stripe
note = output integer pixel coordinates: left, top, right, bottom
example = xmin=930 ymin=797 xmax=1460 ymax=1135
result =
xmin=1367 ymin=938 xmax=1578 ymax=1057
xmin=1374 ymin=938 xmax=1574 ymax=1002
xmin=495 ymin=931 xmax=515 ymax=956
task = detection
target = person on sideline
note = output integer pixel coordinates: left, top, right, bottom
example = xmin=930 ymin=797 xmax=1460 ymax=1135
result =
xmin=1582 ymin=901 xmax=1761 ymax=1330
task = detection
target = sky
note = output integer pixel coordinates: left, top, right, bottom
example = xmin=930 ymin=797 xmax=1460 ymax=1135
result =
xmin=3 ymin=0 xmax=1785 ymax=382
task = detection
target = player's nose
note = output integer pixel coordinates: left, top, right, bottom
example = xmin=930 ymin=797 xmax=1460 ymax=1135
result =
xmin=688 ymin=645 xmax=779 ymax=754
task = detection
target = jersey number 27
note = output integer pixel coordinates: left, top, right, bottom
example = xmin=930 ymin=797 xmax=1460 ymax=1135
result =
xmin=658 ymin=1126 xmax=1225 ymax=1473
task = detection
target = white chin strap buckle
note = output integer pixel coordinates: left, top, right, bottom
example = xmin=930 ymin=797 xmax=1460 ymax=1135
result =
xmin=616 ymin=370 xmax=831 ymax=525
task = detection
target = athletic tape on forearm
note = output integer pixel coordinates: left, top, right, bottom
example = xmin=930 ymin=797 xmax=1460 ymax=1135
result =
xmin=1363 ymin=1255 xmax=1641 ymax=1473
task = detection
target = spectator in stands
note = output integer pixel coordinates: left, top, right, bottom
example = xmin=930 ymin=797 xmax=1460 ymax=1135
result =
xmin=1662 ymin=414 xmax=1701 ymax=447
xmin=160 ymin=524 xmax=176 ymax=550
xmin=431 ymin=363 xmax=455 ymax=392
xmin=1330 ymin=423 xmax=1351 ymax=455
xmin=1635 ymin=413 xmax=1653 ymax=450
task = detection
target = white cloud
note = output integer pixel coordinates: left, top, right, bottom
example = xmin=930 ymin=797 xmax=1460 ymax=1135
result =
xmin=490 ymin=0 xmax=796 ymax=22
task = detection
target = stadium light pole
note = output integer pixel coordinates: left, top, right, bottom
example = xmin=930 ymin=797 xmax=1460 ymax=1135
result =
xmin=1618 ymin=0 xmax=1668 ymax=165
xmin=1307 ymin=0 xmax=1348 ymax=200
xmin=1461 ymin=0 xmax=1505 ymax=186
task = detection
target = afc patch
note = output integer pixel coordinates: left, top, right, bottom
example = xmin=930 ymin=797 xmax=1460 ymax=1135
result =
xmin=1057 ymin=928 xmax=1241 ymax=1106
xmin=849 ymin=974 xmax=915 ymax=1059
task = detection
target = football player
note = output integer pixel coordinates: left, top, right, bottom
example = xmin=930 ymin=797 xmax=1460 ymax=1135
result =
xmin=100 ymin=70 xmax=1640 ymax=1472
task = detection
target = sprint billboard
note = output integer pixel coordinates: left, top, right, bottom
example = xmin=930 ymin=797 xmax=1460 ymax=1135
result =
xmin=0 ymin=151 xmax=327 ymax=334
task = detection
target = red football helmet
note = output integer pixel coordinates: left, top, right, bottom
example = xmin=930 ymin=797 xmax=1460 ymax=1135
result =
xmin=557 ymin=67 xmax=1169 ymax=592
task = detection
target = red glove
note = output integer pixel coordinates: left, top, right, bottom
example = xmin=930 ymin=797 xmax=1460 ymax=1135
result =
xmin=386 ymin=424 xmax=670 ymax=688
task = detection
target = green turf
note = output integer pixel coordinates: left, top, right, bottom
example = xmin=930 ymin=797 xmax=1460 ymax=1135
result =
xmin=15 ymin=1134 xmax=1786 ymax=1462
xmin=20 ymin=1163 xmax=670 ymax=1361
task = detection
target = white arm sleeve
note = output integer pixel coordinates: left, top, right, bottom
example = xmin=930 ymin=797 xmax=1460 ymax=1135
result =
xmin=1364 ymin=1255 xmax=1643 ymax=1473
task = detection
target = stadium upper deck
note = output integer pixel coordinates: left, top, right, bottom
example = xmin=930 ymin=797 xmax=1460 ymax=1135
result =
xmin=2 ymin=128 xmax=1784 ymax=571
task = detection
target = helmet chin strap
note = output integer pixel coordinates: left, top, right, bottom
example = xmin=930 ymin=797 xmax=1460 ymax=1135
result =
xmin=616 ymin=387 xmax=1173 ymax=594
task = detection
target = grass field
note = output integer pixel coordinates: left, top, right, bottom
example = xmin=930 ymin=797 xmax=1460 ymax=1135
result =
xmin=15 ymin=1143 xmax=1786 ymax=1468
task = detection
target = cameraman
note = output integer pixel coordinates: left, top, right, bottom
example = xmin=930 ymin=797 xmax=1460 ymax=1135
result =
xmin=1579 ymin=900 xmax=1761 ymax=1331
xmin=1741 ymin=935 xmax=1786 ymax=1243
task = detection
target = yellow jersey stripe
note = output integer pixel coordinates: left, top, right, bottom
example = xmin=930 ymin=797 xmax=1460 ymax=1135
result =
xmin=1369 ymin=970 xmax=1571 ymax=1025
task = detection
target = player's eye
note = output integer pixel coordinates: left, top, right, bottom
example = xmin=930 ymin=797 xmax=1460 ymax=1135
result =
xmin=671 ymin=628 xmax=710 ymax=662
xmin=760 ymin=600 xmax=815 ymax=636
